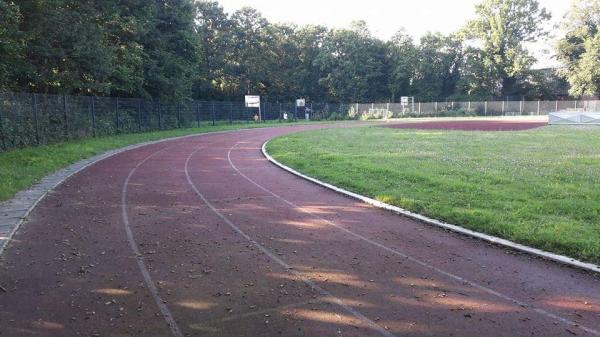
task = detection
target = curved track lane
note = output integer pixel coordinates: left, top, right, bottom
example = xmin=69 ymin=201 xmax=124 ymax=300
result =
xmin=1 ymin=124 xmax=599 ymax=337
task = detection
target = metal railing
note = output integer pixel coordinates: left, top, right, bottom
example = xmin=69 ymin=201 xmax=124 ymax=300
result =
xmin=2 ymin=91 xmax=599 ymax=151
xmin=0 ymin=92 xmax=354 ymax=151
xmin=353 ymin=100 xmax=600 ymax=119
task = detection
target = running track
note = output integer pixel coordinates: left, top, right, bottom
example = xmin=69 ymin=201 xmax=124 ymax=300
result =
xmin=0 ymin=123 xmax=598 ymax=337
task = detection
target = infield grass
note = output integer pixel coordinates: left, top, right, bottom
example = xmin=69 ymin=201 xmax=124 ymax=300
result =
xmin=0 ymin=120 xmax=323 ymax=203
xmin=267 ymin=125 xmax=600 ymax=264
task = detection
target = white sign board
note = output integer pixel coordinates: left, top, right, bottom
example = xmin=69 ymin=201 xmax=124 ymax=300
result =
xmin=401 ymin=96 xmax=409 ymax=104
xmin=245 ymin=95 xmax=260 ymax=108
xmin=296 ymin=99 xmax=306 ymax=107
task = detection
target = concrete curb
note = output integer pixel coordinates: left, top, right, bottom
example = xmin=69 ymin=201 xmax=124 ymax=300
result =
xmin=0 ymin=125 xmax=290 ymax=256
xmin=261 ymin=140 xmax=600 ymax=274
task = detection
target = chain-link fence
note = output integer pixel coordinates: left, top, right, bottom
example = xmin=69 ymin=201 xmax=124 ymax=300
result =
xmin=0 ymin=92 xmax=354 ymax=151
xmin=2 ymin=91 xmax=600 ymax=151
xmin=353 ymin=100 xmax=600 ymax=119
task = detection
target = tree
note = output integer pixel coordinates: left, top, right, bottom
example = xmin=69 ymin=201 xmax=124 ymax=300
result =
xmin=315 ymin=21 xmax=389 ymax=102
xmin=229 ymin=7 xmax=270 ymax=96
xmin=463 ymin=0 xmax=551 ymax=97
xmin=290 ymin=25 xmax=329 ymax=101
xmin=16 ymin=0 xmax=117 ymax=94
xmin=194 ymin=1 xmax=232 ymax=99
xmin=138 ymin=0 xmax=199 ymax=101
xmin=556 ymin=0 xmax=600 ymax=98
xmin=387 ymin=29 xmax=417 ymax=102
xmin=412 ymin=33 xmax=463 ymax=101
xmin=0 ymin=1 xmax=26 ymax=91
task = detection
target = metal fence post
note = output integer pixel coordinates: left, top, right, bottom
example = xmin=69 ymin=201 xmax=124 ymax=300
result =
xmin=502 ymin=100 xmax=505 ymax=115
xmin=537 ymin=100 xmax=540 ymax=115
xmin=555 ymin=100 xmax=558 ymax=112
xmin=177 ymin=103 xmax=181 ymax=128
xmin=386 ymin=102 xmax=390 ymax=119
xmin=137 ymin=99 xmax=142 ymax=131
xmin=229 ymin=101 xmax=233 ymax=124
xmin=211 ymin=101 xmax=215 ymax=126
xmin=196 ymin=101 xmax=200 ymax=128
xmin=115 ymin=97 xmax=119 ymax=132
xmin=575 ymin=100 xmax=578 ymax=110
xmin=62 ymin=95 xmax=68 ymax=138
xmin=32 ymin=93 xmax=40 ymax=145
xmin=484 ymin=101 xmax=487 ymax=115
xmin=519 ymin=100 xmax=523 ymax=115
xmin=0 ymin=95 xmax=5 ymax=150
xmin=90 ymin=96 xmax=96 ymax=137
xmin=158 ymin=100 xmax=162 ymax=129
xmin=435 ymin=101 xmax=438 ymax=113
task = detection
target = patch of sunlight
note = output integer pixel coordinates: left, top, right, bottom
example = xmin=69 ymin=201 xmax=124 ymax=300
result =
xmin=32 ymin=320 xmax=64 ymax=330
xmin=279 ymin=219 xmax=326 ymax=230
xmin=92 ymin=288 xmax=133 ymax=296
xmin=293 ymin=309 xmax=365 ymax=327
xmin=176 ymin=300 xmax=217 ymax=311
xmin=542 ymin=296 xmax=599 ymax=312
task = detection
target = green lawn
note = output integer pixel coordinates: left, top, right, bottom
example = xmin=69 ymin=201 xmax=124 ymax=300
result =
xmin=267 ymin=125 xmax=600 ymax=265
xmin=0 ymin=120 xmax=319 ymax=203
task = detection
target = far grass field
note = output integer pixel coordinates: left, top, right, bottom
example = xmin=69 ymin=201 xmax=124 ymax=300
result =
xmin=0 ymin=120 xmax=319 ymax=203
xmin=267 ymin=125 xmax=600 ymax=265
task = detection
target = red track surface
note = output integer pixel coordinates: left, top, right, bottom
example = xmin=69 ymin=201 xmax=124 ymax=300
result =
xmin=0 ymin=124 xmax=598 ymax=337
xmin=385 ymin=120 xmax=548 ymax=131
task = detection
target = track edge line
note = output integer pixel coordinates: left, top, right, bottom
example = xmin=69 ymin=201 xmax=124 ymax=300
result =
xmin=261 ymin=140 xmax=600 ymax=275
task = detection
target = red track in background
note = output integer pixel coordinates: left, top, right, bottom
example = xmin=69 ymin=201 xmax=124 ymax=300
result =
xmin=385 ymin=119 xmax=548 ymax=131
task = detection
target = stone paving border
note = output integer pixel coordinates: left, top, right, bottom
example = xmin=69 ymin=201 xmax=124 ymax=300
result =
xmin=262 ymin=140 xmax=600 ymax=274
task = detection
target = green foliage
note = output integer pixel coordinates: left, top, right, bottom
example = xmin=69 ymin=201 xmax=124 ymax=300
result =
xmin=0 ymin=0 xmax=25 ymax=91
xmin=463 ymin=0 xmax=551 ymax=97
xmin=314 ymin=21 xmax=389 ymax=102
xmin=556 ymin=0 xmax=600 ymax=97
xmin=412 ymin=33 xmax=463 ymax=101
xmin=0 ymin=0 xmax=589 ymax=102
xmin=387 ymin=30 xmax=417 ymax=102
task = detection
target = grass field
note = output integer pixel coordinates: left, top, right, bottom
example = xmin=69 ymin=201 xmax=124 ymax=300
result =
xmin=267 ymin=125 xmax=600 ymax=265
xmin=0 ymin=120 xmax=316 ymax=203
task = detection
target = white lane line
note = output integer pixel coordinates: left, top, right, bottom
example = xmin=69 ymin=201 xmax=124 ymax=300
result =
xmin=121 ymin=146 xmax=186 ymax=337
xmin=228 ymin=140 xmax=600 ymax=337
xmin=184 ymin=147 xmax=396 ymax=337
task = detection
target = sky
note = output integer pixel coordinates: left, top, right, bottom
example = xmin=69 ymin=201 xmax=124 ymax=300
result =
xmin=217 ymin=0 xmax=573 ymax=68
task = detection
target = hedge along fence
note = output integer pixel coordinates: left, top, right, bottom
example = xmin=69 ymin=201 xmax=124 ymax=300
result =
xmin=0 ymin=92 xmax=356 ymax=151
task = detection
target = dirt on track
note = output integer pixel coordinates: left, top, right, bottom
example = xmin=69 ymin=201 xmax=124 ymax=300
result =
xmin=0 ymin=123 xmax=599 ymax=337
xmin=385 ymin=119 xmax=548 ymax=131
